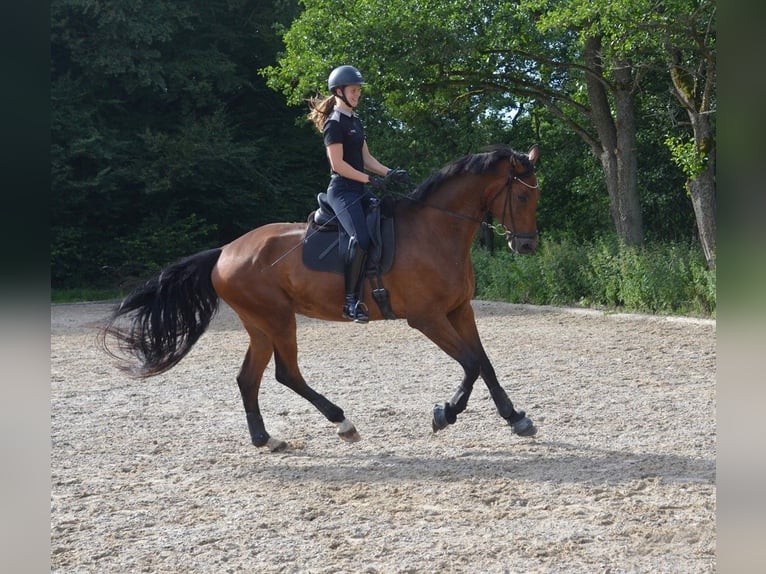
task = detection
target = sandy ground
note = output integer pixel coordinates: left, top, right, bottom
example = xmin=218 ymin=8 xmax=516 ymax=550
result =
xmin=51 ymin=300 xmax=715 ymax=573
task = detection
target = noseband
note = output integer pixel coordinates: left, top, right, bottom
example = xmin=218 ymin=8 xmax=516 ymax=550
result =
xmin=485 ymin=167 xmax=539 ymax=243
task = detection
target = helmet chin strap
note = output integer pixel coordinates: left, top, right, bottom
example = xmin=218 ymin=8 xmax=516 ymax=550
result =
xmin=335 ymin=87 xmax=354 ymax=109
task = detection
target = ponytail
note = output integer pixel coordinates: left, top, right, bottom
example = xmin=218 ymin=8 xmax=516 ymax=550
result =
xmin=307 ymin=95 xmax=336 ymax=132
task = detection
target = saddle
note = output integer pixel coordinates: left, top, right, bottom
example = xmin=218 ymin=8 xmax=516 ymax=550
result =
xmin=302 ymin=193 xmax=397 ymax=319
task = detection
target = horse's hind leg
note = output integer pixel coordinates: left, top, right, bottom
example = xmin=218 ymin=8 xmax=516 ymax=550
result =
xmin=237 ymin=328 xmax=288 ymax=452
xmin=271 ymin=316 xmax=361 ymax=443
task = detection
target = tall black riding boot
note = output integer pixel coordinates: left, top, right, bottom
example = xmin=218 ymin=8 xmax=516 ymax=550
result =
xmin=342 ymin=246 xmax=368 ymax=323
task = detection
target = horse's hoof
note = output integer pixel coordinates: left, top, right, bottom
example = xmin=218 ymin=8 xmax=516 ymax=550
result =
xmin=510 ymin=412 xmax=537 ymax=437
xmin=251 ymin=434 xmax=270 ymax=448
xmin=432 ymin=404 xmax=450 ymax=432
xmin=267 ymin=437 xmax=289 ymax=452
xmin=337 ymin=419 xmax=361 ymax=443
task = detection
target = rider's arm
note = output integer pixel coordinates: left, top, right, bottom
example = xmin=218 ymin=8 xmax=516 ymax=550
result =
xmin=361 ymin=141 xmax=390 ymax=180
xmin=326 ymin=143 xmax=369 ymax=183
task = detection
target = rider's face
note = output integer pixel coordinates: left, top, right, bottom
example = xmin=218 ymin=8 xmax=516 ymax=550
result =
xmin=341 ymin=84 xmax=362 ymax=108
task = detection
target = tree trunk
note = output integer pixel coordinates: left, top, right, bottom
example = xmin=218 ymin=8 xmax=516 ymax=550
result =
xmin=687 ymin=112 xmax=716 ymax=268
xmin=669 ymin=45 xmax=716 ymax=269
xmin=583 ymin=36 xmax=643 ymax=245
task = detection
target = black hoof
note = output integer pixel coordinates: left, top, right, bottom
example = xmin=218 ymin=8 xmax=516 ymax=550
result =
xmin=432 ymin=404 xmax=450 ymax=432
xmin=247 ymin=412 xmax=271 ymax=447
xmin=251 ymin=434 xmax=270 ymax=448
xmin=509 ymin=411 xmax=537 ymax=437
xmin=249 ymin=427 xmax=271 ymax=447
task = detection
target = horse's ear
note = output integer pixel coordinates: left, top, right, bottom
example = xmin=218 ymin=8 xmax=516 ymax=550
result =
xmin=528 ymin=145 xmax=539 ymax=165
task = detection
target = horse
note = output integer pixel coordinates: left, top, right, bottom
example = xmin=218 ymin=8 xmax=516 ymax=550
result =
xmin=101 ymin=144 xmax=542 ymax=452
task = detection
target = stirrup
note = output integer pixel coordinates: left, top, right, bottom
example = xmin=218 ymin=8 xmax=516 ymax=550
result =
xmin=342 ymin=299 xmax=369 ymax=323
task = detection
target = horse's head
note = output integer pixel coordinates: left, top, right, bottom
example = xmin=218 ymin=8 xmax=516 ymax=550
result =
xmin=487 ymin=145 xmax=540 ymax=254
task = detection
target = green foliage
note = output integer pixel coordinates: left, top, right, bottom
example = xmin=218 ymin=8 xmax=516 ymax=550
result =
xmin=265 ymin=0 xmax=712 ymax=246
xmin=51 ymin=212 xmax=217 ymax=289
xmin=635 ymin=71 xmax=698 ymax=242
xmin=530 ymin=117 xmax=613 ymax=239
xmin=263 ymin=0 xmax=544 ymax=170
xmin=109 ymin=213 xmax=218 ymax=286
xmin=665 ymin=135 xmax=709 ymax=180
xmin=51 ymin=0 xmax=716 ymax=298
xmin=51 ymin=0 xmax=326 ymax=289
xmin=472 ymin=236 xmax=715 ymax=317
xmin=52 ymin=288 xmax=127 ymax=304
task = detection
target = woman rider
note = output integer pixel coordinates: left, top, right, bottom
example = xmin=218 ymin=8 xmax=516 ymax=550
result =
xmin=308 ymin=65 xmax=408 ymax=323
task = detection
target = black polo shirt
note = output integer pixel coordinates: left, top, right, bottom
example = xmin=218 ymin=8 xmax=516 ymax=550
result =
xmin=323 ymin=107 xmax=366 ymax=174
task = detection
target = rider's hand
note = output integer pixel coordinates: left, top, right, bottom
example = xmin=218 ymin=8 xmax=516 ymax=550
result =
xmin=385 ymin=168 xmax=411 ymax=185
xmin=368 ymin=176 xmax=387 ymax=192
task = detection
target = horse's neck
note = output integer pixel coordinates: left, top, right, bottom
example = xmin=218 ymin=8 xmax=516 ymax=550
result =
xmin=424 ymin=175 xmax=491 ymax=222
xmin=400 ymin=176 xmax=488 ymax=249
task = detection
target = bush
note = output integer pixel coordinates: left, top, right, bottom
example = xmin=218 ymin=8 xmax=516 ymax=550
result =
xmin=52 ymin=213 xmax=218 ymax=290
xmin=472 ymin=234 xmax=715 ymax=317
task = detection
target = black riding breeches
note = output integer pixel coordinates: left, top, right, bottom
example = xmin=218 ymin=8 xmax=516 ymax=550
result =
xmin=326 ymin=176 xmax=373 ymax=251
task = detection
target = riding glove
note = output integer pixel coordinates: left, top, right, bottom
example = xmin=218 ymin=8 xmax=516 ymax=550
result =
xmin=368 ymin=176 xmax=387 ymax=192
xmin=385 ymin=168 xmax=411 ymax=185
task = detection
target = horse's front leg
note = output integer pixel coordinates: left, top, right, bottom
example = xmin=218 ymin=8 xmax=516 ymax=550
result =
xmin=444 ymin=303 xmax=536 ymax=436
xmin=432 ymin=381 xmax=476 ymax=432
xmin=479 ymin=355 xmax=537 ymax=436
xmin=407 ymin=312 xmax=483 ymax=432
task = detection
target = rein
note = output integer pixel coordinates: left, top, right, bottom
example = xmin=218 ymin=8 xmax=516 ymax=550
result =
xmin=397 ymin=167 xmax=539 ymax=241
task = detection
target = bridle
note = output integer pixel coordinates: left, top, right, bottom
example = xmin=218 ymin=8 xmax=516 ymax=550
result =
xmin=484 ymin=165 xmax=539 ymax=244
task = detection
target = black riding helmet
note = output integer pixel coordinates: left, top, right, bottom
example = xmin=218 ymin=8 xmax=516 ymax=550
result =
xmin=327 ymin=65 xmax=364 ymax=108
xmin=328 ymin=65 xmax=364 ymax=92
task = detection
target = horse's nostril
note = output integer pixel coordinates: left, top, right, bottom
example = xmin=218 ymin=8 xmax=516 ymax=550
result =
xmin=518 ymin=240 xmax=539 ymax=254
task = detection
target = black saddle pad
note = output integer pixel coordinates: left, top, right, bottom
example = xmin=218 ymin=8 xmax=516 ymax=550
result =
xmin=302 ymin=216 xmax=395 ymax=275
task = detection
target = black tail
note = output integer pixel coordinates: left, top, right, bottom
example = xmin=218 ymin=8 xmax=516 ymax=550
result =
xmin=101 ymin=248 xmax=223 ymax=378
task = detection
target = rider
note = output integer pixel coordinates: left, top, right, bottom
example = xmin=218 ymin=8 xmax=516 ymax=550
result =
xmin=308 ymin=65 xmax=408 ymax=323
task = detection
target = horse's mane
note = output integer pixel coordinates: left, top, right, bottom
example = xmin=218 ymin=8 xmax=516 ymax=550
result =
xmin=409 ymin=145 xmax=532 ymax=202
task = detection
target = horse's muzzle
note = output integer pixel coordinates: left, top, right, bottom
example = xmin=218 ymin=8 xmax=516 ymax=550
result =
xmin=508 ymin=233 xmax=538 ymax=254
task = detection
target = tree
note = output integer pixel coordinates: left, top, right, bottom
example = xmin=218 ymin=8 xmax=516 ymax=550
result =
xmin=532 ymin=0 xmax=715 ymax=261
xmin=51 ymin=0 xmax=326 ymax=288
xmin=539 ymin=0 xmax=716 ymax=263
xmin=265 ymin=0 xmax=714 ymax=249
xmin=661 ymin=0 xmax=716 ymax=268
xmin=264 ymin=0 xmax=643 ymax=243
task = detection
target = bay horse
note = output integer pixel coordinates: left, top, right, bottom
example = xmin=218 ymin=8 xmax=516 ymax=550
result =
xmin=101 ymin=144 xmax=542 ymax=451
